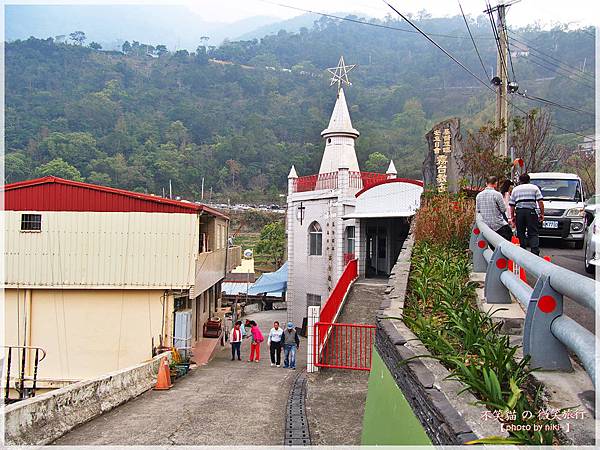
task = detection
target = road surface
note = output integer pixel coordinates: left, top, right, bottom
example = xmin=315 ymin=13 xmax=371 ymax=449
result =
xmin=538 ymin=239 xmax=595 ymax=334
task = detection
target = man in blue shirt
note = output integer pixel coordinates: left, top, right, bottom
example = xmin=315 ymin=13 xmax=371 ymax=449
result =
xmin=509 ymin=173 xmax=545 ymax=255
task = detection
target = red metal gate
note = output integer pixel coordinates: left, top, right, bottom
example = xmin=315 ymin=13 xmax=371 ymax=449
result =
xmin=313 ymin=322 xmax=376 ymax=371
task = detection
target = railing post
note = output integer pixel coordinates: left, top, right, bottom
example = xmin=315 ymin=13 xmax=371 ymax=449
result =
xmin=523 ymin=274 xmax=572 ymax=371
xmin=307 ymin=306 xmax=320 ymax=373
xmin=484 ymin=246 xmax=511 ymax=304
xmin=470 ymin=225 xmax=487 ymax=273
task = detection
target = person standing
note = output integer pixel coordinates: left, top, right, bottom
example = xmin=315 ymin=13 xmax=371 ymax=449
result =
xmin=268 ymin=321 xmax=284 ymax=367
xmin=248 ymin=320 xmax=264 ymax=363
xmin=475 ymin=176 xmax=513 ymax=242
xmin=282 ymin=322 xmax=300 ymax=370
xmin=500 ymin=179 xmax=514 ymax=227
xmin=509 ymin=173 xmax=544 ymax=256
xmin=229 ymin=321 xmax=243 ymax=361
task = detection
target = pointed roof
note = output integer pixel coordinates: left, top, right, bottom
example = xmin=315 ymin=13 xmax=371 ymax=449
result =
xmin=321 ymin=88 xmax=359 ymax=139
xmin=386 ymin=160 xmax=397 ymax=175
xmin=288 ymin=165 xmax=298 ymax=179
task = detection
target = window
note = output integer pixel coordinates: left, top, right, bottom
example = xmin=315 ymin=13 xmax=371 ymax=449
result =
xmin=346 ymin=226 xmax=355 ymax=254
xmin=21 ymin=214 xmax=41 ymax=231
xmin=309 ymin=221 xmax=322 ymax=256
xmin=307 ymin=293 xmax=322 ymax=307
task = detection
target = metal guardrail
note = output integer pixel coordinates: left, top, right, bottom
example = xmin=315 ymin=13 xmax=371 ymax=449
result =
xmin=471 ymin=215 xmax=598 ymax=387
xmin=3 ymin=345 xmax=47 ymax=403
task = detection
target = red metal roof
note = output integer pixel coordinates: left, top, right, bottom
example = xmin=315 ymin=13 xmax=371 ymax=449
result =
xmin=3 ymin=176 xmax=228 ymax=218
xmin=355 ymin=178 xmax=424 ymax=197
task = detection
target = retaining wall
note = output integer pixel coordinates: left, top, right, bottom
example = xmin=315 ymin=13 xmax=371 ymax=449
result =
xmin=4 ymin=352 xmax=170 ymax=445
xmin=369 ymin=233 xmax=508 ymax=444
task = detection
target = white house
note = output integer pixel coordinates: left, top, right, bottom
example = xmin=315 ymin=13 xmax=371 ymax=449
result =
xmin=286 ymin=60 xmax=423 ymax=327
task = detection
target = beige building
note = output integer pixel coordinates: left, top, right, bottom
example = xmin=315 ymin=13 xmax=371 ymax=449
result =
xmin=3 ymin=177 xmax=240 ymax=398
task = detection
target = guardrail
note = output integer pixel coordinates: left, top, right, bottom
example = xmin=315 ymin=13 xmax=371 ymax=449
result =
xmin=470 ymin=214 xmax=598 ymax=386
xmin=3 ymin=345 xmax=47 ymax=403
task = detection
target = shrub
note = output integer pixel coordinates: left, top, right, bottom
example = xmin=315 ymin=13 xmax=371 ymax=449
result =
xmin=414 ymin=193 xmax=475 ymax=248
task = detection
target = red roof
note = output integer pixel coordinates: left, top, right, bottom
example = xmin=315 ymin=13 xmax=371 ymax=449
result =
xmin=3 ymin=176 xmax=228 ymax=218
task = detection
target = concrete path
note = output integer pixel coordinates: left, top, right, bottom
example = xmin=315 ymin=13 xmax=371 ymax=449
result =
xmin=53 ymin=310 xmax=305 ymax=446
xmin=306 ymin=278 xmax=387 ymax=446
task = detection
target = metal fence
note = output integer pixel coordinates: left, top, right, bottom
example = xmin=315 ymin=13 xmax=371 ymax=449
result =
xmin=3 ymin=345 xmax=47 ymax=403
xmin=313 ymin=322 xmax=375 ymax=371
xmin=471 ymin=214 xmax=598 ymax=386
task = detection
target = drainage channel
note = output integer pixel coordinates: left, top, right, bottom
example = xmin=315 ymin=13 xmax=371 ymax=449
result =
xmin=284 ymin=371 xmax=311 ymax=446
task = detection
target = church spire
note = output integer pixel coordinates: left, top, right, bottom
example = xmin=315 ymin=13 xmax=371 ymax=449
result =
xmin=318 ymin=57 xmax=360 ymax=175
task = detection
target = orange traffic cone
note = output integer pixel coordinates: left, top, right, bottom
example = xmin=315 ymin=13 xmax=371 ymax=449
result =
xmin=154 ymin=356 xmax=172 ymax=390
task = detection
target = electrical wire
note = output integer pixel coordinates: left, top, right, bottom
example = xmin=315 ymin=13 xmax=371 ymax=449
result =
xmin=457 ymin=0 xmax=489 ymax=80
xmin=381 ymin=0 xmax=594 ymax=141
xmin=256 ymin=0 xmax=494 ymax=40
xmin=485 ymin=0 xmax=509 ymax=80
xmin=508 ymin=33 xmax=595 ymax=83
xmin=518 ymin=51 xmax=594 ymax=89
xmin=517 ymin=92 xmax=594 ymax=116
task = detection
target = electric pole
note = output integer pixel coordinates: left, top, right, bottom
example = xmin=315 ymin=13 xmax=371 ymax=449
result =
xmin=496 ymin=3 xmax=509 ymax=157
xmin=485 ymin=1 xmax=520 ymax=158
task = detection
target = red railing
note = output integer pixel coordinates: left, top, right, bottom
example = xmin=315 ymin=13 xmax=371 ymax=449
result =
xmin=313 ymin=322 xmax=375 ymax=371
xmin=293 ymin=171 xmax=388 ymax=193
xmin=319 ymin=259 xmax=358 ymax=325
xmin=343 ymin=252 xmax=355 ymax=265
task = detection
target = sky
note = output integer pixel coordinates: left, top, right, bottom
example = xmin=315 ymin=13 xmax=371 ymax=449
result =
xmin=7 ymin=0 xmax=600 ymax=28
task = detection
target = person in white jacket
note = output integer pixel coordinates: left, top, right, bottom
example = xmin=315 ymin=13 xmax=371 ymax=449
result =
xmin=267 ymin=321 xmax=284 ymax=367
xmin=229 ymin=321 xmax=243 ymax=361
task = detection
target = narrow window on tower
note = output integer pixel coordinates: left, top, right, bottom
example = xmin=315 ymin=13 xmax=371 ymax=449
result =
xmin=308 ymin=221 xmax=322 ymax=256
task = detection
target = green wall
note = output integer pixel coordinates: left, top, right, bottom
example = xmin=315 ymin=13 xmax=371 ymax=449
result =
xmin=361 ymin=349 xmax=432 ymax=446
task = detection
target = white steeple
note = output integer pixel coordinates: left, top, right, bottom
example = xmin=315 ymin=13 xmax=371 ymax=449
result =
xmin=318 ymin=88 xmax=360 ymax=174
xmin=288 ymin=165 xmax=298 ymax=179
xmin=386 ymin=160 xmax=397 ymax=177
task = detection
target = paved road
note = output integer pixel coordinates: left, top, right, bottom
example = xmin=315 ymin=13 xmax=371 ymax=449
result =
xmin=54 ymin=310 xmax=304 ymax=446
xmin=538 ymin=239 xmax=595 ymax=334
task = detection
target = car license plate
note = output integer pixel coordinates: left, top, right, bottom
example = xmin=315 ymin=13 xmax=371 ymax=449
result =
xmin=543 ymin=220 xmax=559 ymax=229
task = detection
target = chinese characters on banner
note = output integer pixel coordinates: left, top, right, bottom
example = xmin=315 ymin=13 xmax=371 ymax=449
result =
xmin=423 ymin=118 xmax=463 ymax=193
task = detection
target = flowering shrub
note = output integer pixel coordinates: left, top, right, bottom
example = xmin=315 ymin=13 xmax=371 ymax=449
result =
xmin=414 ymin=193 xmax=475 ymax=248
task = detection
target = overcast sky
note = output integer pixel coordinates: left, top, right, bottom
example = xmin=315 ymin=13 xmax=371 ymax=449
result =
xmin=9 ymin=0 xmax=599 ymax=27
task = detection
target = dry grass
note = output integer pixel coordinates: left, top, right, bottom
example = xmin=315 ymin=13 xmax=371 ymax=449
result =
xmin=414 ymin=194 xmax=475 ymax=247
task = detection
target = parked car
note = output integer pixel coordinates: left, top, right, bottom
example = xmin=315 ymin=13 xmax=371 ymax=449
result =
xmin=529 ymin=172 xmax=586 ymax=249
xmin=584 ymin=206 xmax=598 ymax=274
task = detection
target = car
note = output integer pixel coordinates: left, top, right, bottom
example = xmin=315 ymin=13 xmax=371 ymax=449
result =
xmin=583 ymin=206 xmax=598 ymax=274
xmin=529 ymin=172 xmax=586 ymax=249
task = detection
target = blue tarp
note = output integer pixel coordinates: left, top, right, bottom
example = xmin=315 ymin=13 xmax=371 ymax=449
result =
xmin=247 ymin=261 xmax=288 ymax=295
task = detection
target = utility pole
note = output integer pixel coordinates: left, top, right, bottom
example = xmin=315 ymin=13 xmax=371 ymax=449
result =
xmin=496 ymin=3 xmax=509 ymax=157
xmin=486 ymin=1 xmax=520 ymax=158
xmin=201 ymin=177 xmax=205 ymax=201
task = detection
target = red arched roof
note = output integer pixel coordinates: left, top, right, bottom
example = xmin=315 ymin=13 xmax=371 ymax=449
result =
xmin=355 ymin=178 xmax=424 ymax=197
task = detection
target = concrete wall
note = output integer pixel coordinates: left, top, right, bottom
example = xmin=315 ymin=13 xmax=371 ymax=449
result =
xmin=364 ymin=233 xmax=508 ymax=445
xmin=4 ymin=352 xmax=170 ymax=445
xmin=4 ymin=288 xmax=173 ymax=385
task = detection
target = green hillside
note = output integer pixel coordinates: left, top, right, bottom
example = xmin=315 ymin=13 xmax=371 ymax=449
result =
xmin=5 ymin=15 xmax=594 ymax=201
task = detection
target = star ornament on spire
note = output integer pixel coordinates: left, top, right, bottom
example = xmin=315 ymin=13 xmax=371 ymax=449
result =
xmin=327 ymin=56 xmax=356 ymax=90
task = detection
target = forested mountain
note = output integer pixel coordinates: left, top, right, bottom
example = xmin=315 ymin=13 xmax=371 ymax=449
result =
xmin=5 ymin=15 xmax=595 ymax=202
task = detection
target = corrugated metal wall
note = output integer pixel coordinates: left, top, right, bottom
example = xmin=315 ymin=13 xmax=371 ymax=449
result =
xmin=4 ymin=211 xmax=199 ymax=288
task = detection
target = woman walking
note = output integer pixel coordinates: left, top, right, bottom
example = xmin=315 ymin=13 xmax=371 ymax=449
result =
xmin=267 ymin=321 xmax=284 ymax=367
xmin=248 ymin=320 xmax=264 ymax=363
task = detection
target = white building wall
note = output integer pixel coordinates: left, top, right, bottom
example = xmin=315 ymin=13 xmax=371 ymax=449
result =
xmin=4 ymin=211 xmax=199 ymax=289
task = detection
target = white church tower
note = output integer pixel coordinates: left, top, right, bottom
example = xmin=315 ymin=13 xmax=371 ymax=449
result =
xmin=285 ymin=57 xmax=422 ymax=329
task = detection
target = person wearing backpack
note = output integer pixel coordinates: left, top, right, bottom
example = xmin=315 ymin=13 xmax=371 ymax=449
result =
xmin=248 ymin=320 xmax=264 ymax=363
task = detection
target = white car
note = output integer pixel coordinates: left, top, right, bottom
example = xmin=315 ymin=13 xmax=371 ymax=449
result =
xmin=529 ymin=173 xmax=586 ymax=249
xmin=584 ymin=207 xmax=599 ymax=274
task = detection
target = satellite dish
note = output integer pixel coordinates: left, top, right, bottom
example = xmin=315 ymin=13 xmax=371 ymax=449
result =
xmin=491 ymin=76 xmax=502 ymax=86
xmin=244 ymin=249 xmax=253 ymax=258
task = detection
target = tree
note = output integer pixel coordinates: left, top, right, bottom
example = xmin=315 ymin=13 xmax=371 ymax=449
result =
xmin=226 ymin=159 xmax=241 ymax=187
xmin=69 ymin=31 xmax=86 ymax=46
xmin=38 ymin=132 xmax=98 ymax=170
xmin=365 ymin=152 xmax=388 ymax=172
xmin=255 ymin=221 xmax=285 ymax=268
xmin=34 ymin=158 xmax=83 ymax=181
xmin=566 ymin=151 xmax=595 ymax=195
xmin=88 ymin=42 xmax=102 ymax=50
xmin=122 ymin=40 xmax=131 ymax=54
xmin=4 ymin=152 xmax=32 ymax=182
xmin=155 ymin=44 xmax=168 ymax=56
xmin=461 ymin=123 xmax=511 ymax=188
xmin=510 ymin=109 xmax=566 ymax=173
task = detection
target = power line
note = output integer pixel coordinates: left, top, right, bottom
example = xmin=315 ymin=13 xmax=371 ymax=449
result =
xmin=517 ymin=92 xmax=594 ymax=116
xmin=257 ymin=0 xmax=494 ymax=40
xmin=519 ymin=50 xmax=594 ymax=89
xmin=508 ymin=33 xmax=595 ymax=83
xmin=457 ymin=0 xmax=489 ymax=80
xmin=485 ymin=0 xmax=509 ymax=79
